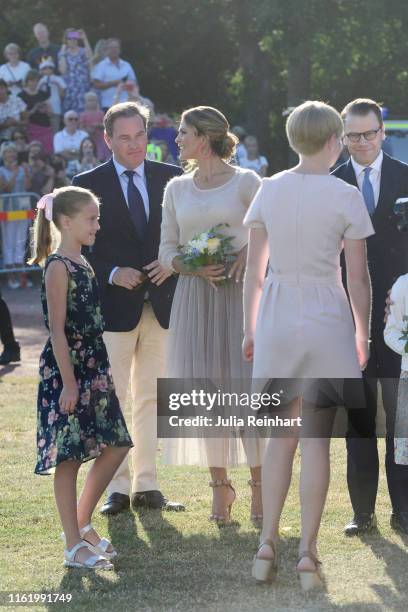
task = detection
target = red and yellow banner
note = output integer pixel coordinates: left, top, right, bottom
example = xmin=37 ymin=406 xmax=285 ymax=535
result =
xmin=0 ymin=210 xmax=36 ymax=221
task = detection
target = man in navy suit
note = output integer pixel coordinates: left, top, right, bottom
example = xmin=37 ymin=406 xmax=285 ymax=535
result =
xmin=73 ymin=102 xmax=184 ymax=514
xmin=333 ymin=98 xmax=408 ymax=535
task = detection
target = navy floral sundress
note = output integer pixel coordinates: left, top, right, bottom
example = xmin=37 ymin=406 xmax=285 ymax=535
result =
xmin=35 ymin=254 xmax=132 ymax=475
xmin=59 ymin=47 xmax=90 ymax=113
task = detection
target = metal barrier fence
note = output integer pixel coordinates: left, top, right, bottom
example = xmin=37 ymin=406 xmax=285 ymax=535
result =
xmin=0 ymin=192 xmax=40 ymax=275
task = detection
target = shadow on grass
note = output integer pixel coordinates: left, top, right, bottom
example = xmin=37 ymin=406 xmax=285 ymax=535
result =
xmin=37 ymin=510 xmax=392 ymax=612
xmin=365 ymin=532 xmax=408 ymax=610
xmin=43 ymin=523 xmax=389 ymax=612
xmin=0 ymin=363 xmax=20 ymax=379
xmin=37 ymin=493 xmax=406 ymax=611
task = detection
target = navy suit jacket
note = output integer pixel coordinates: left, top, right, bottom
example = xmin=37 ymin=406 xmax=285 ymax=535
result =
xmin=72 ymin=158 xmax=183 ymax=331
xmin=333 ymin=152 xmax=408 ymax=335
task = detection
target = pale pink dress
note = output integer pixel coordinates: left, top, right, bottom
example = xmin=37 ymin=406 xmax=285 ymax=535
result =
xmin=243 ymin=171 xmax=375 ymax=380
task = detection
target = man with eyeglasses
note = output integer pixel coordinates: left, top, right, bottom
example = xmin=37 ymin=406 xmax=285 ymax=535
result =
xmin=333 ymin=98 xmax=408 ymax=536
xmin=53 ymin=110 xmax=88 ymax=161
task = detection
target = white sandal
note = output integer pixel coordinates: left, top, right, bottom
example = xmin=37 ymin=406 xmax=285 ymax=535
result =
xmin=79 ymin=523 xmax=117 ymax=559
xmin=63 ymin=541 xmax=113 ymax=570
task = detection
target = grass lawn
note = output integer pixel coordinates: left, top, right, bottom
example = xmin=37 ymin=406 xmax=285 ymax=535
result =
xmin=1 ymin=376 xmax=407 ymax=611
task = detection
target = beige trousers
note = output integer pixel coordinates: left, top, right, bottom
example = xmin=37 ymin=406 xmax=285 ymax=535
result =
xmin=103 ymin=304 xmax=167 ymax=494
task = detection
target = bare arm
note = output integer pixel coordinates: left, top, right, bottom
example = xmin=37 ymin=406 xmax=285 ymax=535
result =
xmin=242 ymin=227 xmax=269 ymax=360
xmin=259 ymin=163 xmax=268 ymax=178
xmin=58 ymin=46 xmax=67 ymax=75
xmin=79 ymin=30 xmax=93 ymax=61
xmin=45 ymin=260 xmax=79 ymax=413
xmin=344 ymin=237 xmax=371 ymax=369
xmin=22 ymin=163 xmax=31 ymax=191
xmin=2 ymin=167 xmax=19 ymax=192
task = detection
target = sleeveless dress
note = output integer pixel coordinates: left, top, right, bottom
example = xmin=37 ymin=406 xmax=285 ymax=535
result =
xmin=35 ymin=254 xmax=132 ymax=475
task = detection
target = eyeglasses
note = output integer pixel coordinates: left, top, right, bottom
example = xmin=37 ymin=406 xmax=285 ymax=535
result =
xmin=344 ymin=127 xmax=382 ymax=143
xmin=67 ymin=117 xmax=79 ymax=121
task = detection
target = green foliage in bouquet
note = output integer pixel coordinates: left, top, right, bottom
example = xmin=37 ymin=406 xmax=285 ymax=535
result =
xmin=178 ymin=224 xmax=236 ymax=271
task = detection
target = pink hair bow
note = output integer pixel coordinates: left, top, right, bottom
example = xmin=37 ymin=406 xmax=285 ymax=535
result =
xmin=36 ymin=193 xmax=54 ymax=222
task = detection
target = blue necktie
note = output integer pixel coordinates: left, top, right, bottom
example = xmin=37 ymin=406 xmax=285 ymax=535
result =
xmin=362 ymin=167 xmax=375 ymax=216
xmin=124 ymin=170 xmax=147 ymax=241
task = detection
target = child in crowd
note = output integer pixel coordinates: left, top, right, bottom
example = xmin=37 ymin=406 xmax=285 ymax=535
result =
xmin=384 ymin=274 xmax=408 ymax=465
xmin=79 ymin=92 xmax=108 ymax=161
xmin=38 ymin=58 xmax=65 ymax=133
xmin=30 ymin=185 xmax=132 ymax=569
xmin=240 ymin=134 xmax=268 ymax=177
xmin=0 ymin=143 xmax=31 ymax=288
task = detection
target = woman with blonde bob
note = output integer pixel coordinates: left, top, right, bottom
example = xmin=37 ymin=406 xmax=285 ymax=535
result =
xmin=159 ymin=106 xmax=265 ymax=525
xmin=243 ymin=101 xmax=373 ymax=589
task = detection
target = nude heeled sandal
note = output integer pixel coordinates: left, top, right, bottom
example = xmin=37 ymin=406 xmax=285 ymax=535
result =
xmin=297 ymin=551 xmax=324 ymax=591
xmin=248 ymin=479 xmax=263 ymax=526
xmin=208 ymin=478 xmax=236 ymax=524
xmin=251 ymin=539 xmax=278 ymax=583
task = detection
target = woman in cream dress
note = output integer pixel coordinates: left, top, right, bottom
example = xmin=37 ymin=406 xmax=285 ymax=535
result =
xmin=159 ymin=106 xmax=265 ymax=523
xmin=243 ymin=101 xmax=373 ymax=589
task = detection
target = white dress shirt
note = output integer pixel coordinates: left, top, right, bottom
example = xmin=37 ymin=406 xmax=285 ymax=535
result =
xmin=91 ymin=57 xmax=137 ymax=108
xmin=351 ymin=150 xmax=383 ymax=208
xmin=109 ymin=157 xmax=150 ymax=284
xmin=53 ymin=128 xmax=89 ymax=154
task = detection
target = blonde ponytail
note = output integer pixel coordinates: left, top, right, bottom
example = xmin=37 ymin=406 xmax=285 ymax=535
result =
xmin=28 ymin=208 xmax=58 ymax=266
xmin=28 ymin=186 xmax=97 ymax=266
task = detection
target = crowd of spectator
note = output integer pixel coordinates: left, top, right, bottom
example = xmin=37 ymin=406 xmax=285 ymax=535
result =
xmin=0 ymin=22 xmax=268 ymax=288
xmin=0 ymin=22 xmax=183 ymax=288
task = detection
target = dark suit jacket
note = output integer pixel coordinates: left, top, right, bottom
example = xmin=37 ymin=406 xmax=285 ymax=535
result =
xmin=333 ymin=153 xmax=408 ymax=336
xmin=72 ymin=158 xmax=183 ymax=331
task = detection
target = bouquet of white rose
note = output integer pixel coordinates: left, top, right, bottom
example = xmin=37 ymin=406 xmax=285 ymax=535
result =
xmin=178 ymin=224 xmax=235 ymax=277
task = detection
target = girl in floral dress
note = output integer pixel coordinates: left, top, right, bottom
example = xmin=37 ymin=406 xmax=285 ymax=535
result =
xmin=384 ymin=273 xmax=408 ymax=465
xmin=31 ymin=186 xmax=132 ymax=570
